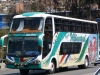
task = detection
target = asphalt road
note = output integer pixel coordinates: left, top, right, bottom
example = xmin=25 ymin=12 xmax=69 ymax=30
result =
xmin=0 ymin=64 xmax=99 ymax=75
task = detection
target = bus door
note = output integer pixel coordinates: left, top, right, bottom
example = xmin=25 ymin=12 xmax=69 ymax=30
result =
xmin=43 ymin=17 xmax=53 ymax=58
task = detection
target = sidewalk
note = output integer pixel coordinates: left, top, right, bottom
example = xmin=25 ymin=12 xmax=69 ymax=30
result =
xmin=0 ymin=68 xmax=19 ymax=75
xmin=0 ymin=68 xmax=10 ymax=71
xmin=0 ymin=63 xmax=6 ymax=70
xmin=82 ymin=72 xmax=94 ymax=75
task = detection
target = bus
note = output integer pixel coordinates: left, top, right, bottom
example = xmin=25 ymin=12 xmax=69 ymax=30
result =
xmin=0 ymin=12 xmax=98 ymax=75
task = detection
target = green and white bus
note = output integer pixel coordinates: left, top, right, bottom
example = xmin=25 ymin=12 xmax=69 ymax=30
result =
xmin=0 ymin=12 xmax=99 ymax=75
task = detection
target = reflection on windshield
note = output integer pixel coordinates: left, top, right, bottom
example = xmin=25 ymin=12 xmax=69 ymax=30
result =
xmin=8 ymin=37 xmax=41 ymax=57
xmin=11 ymin=17 xmax=44 ymax=32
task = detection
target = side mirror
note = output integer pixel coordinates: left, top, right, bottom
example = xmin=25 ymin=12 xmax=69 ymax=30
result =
xmin=0 ymin=35 xmax=8 ymax=47
xmin=0 ymin=38 xmax=4 ymax=46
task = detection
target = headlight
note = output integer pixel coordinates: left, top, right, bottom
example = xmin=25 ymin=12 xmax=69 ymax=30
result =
xmin=6 ymin=59 xmax=14 ymax=64
xmin=31 ymin=60 xmax=40 ymax=64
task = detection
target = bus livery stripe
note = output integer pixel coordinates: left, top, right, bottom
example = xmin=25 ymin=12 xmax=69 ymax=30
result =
xmin=28 ymin=56 xmax=38 ymax=63
xmin=59 ymin=55 xmax=66 ymax=64
xmin=44 ymin=32 xmax=67 ymax=64
xmin=64 ymin=54 xmax=70 ymax=64
xmin=76 ymin=38 xmax=88 ymax=62
xmin=7 ymin=56 xmax=14 ymax=61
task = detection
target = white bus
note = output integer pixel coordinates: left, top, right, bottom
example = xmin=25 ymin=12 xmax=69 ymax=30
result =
xmin=0 ymin=12 xmax=98 ymax=75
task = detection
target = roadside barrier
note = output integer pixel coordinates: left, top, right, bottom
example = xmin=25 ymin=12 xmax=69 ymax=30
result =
xmin=0 ymin=59 xmax=6 ymax=69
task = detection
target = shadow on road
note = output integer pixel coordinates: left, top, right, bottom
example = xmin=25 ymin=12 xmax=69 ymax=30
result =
xmin=57 ymin=66 xmax=95 ymax=73
xmin=3 ymin=73 xmax=20 ymax=75
xmin=3 ymin=66 xmax=95 ymax=75
xmin=3 ymin=70 xmax=47 ymax=75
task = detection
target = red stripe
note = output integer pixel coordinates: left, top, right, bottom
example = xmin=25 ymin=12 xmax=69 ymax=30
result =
xmin=59 ymin=55 xmax=66 ymax=64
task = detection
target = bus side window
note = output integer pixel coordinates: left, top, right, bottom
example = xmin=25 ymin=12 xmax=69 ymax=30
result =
xmin=76 ymin=22 xmax=82 ymax=33
xmin=63 ymin=20 xmax=69 ymax=31
xmin=85 ymin=27 xmax=88 ymax=33
xmin=83 ymin=23 xmax=88 ymax=33
xmin=45 ymin=18 xmax=52 ymax=30
xmin=70 ymin=21 xmax=72 ymax=32
xmin=44 ymin=17 xmax=53 ymax=40
xmin=88 ymin=24 xmax=92 ymax=33
xmin=70 ymin=21 xmax=76 ymax=32
xmin=72 ymin=42 xmax=81 ymax=54
xmin=54 ymin=18 xmax=62 ymax=32
xmin=94 ymin=24 xmax=97 ymax=33
xmin=64 ymin=25 xmax=69 ymax=31
xmin=60 ymin=42 xmax=81 ymax=55
xmin=56 ymin=25 xmax=61 ymax=32
xmin=91 ymin=27 xmax=94 ymax=33
xmin=62 ymin=19 xmax=66 ymax=31
xmin=77 ymin=26 xmax=82 ymax=32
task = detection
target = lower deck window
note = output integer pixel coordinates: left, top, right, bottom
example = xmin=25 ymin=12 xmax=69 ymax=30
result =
xmin=60 ymin=42 xmax=82 ymax=54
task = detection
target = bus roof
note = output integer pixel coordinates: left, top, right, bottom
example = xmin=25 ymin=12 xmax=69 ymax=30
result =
xmin=13 ymin=12 xmax=97 ymax=24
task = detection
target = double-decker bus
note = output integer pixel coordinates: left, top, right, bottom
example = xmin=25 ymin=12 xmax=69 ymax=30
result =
xmin=0 ymin=12 xmax=98 ymax=75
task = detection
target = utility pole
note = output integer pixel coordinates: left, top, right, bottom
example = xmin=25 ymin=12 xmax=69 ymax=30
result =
xmin=50 ymin=0 xmax=52 ymax=13
xmin=90 ymin=0 xmax=91 ymax=20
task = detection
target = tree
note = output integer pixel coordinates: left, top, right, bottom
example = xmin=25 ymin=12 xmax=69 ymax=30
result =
xmin=30 ymin=2 xmax=38 ymax=11
xmin=37 ymin=0 xmax=45 ymax=12
xmin=95 ymin=0 xmax=100 ymax=7
xmin=70 ymin=0 xmax=78 ymax=18
xmin=6 ymin=6 xmax=18 ymax=26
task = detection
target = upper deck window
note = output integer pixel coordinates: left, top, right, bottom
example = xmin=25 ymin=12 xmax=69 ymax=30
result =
xmin=10 ymin=17 xmax=44 ymax=32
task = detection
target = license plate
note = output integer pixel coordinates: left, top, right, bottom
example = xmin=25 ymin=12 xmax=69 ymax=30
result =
xmin=17 ymin=65 xmax=24 ymax=68
xmin=20 ymin=66 xmax=24 ymax=67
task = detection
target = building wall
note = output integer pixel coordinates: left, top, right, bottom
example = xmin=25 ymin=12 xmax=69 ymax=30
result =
xmin=0 ymin=14 xmax=7 ymax=29
xmin=16 ymin=3 xmax=24 ymax=13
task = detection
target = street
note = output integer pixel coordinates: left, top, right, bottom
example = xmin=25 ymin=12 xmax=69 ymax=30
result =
xmin=0 ymin=64 xmax=99 ymax=75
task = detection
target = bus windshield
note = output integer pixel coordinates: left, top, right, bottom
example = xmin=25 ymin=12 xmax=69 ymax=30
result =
xmin=11 ymin=17 xmax=44 ymax=31
xmin=7 ymin=37 xmax=41 ymax=57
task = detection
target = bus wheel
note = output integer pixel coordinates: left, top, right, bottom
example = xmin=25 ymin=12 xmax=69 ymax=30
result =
xmin=78 ymin=57 xmax=89 ymax=69
xmin=94 ymin=63 xmax=97 ymax=66
xmin=83 ymin=57 xmax=89 ymax=68
xmin=59 ymin=67 xmax=68 ymax=71
xmin=46 ymin=61 xmax=55 ymax=74
xmin=19 ymin=69 xmax=29 ymax=75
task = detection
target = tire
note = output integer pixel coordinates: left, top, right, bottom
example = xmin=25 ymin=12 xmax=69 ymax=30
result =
xmin=78 ymin=57 xmax=89 ymax=69
xmin=59 ymin=67 xmax=68 ymax=72
xmin=94 ymin=63 xmax=97 ymax=66
xmin=83 ymin=57 xmax=89 ymax=68
xmin=46 ymin=61 xmax=56 ymax=74
xmin=19 ymin=69 xmax=29 ymax=75
xmin=78 ymin=65 xmax=83 ymax=69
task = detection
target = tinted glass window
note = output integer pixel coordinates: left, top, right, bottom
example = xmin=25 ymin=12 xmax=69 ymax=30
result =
xmin=11 ymin=17 xmax=44 ymax=31
xmin=60 ymin=42 xmax=82 ymax=54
